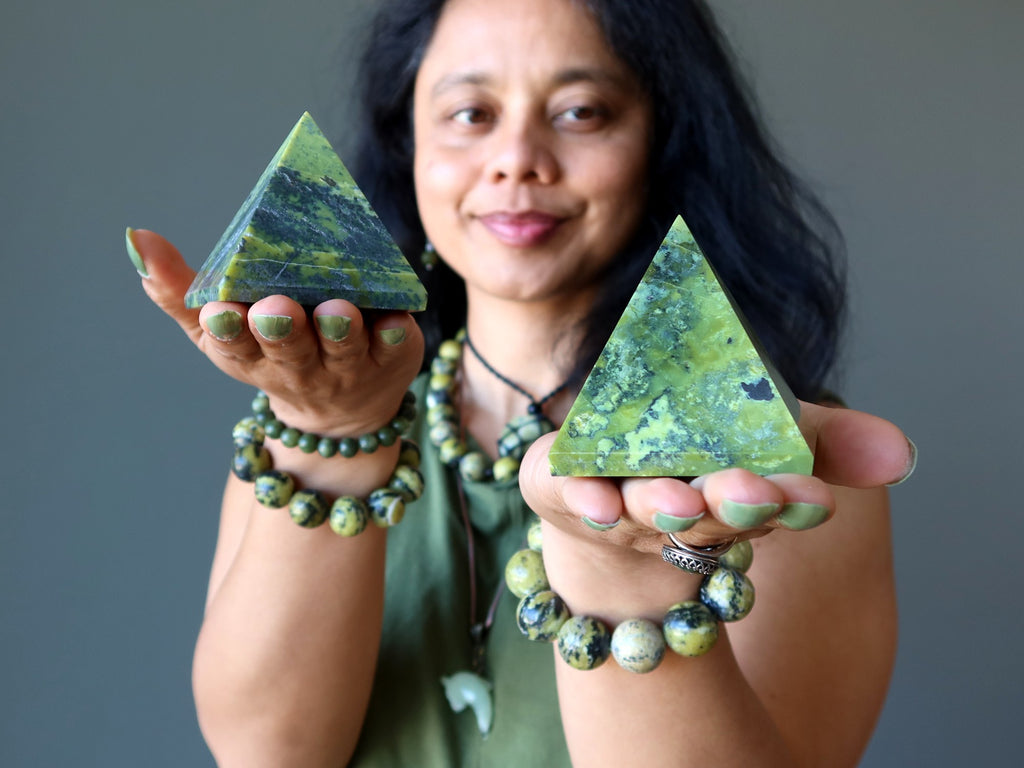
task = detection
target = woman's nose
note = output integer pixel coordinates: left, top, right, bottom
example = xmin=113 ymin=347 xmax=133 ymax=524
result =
xmin=484 ymin=119 xmax=559 ymax=185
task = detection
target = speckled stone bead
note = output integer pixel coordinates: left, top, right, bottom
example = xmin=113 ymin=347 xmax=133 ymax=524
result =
xmin=491 ymin=456 xmax=520 ymax=484
xmin=389 ymin=464 xmax=425 ymax=502
xmin=425 ymin=387 xmax=452 ymax=409
xmin=611 ymin=619 xmax=666 ymax=673
xmin=232 ymin=443 xmax=273 ymax=481
xmin=427 ymin=404 xmax=457 ymax=427
xmin=398 ymin=439 xmax=421 ymax=470
xmin=527 ymin=518 xmax=543 ymax=552
xmin=700 ymin=567 xmax=755 ymax=622
xmin=557 ymin=615 xmax=612 ymax=670
xmin=368 ymin=488 xmax=406 ymax=527
xmin=439 ymin=438 xmax=468 ymax=466
xmin=429 ymin=373 xmax=454 ymax=393
xmin=719 ymin=539 xmax=754 ymax=572
xmin=458 ymin=451 xmax=490 ymax=483
xmin=431 ymin=356 xmax=458 ymax=377
xmin=663 ymin=600 xmax=719 ymax=657
xmin=253 ymin=470 xmax=296 ymax=508
xmin=498 ymin=414 xmax=555 ymax=460
xmin=516 ymin=590 xmax=570 ymax=642
xmin=429 ymin=421 xmax=460 ymax=446
xmin=438 ymin=339 xmax=462 ymax=361
xmin=232 ymin=417 xmax=265 ymax=447
xmin=289 ymin=489 xmax=329 ymax=528
xmin=329 ymin=495 xmax=369 ymax=537
xmin=504 ymin=549 xmax=550 ymax=598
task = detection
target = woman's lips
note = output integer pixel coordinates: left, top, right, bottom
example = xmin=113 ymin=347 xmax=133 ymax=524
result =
xmin=477 ymin=211 xmax=565 ymax=247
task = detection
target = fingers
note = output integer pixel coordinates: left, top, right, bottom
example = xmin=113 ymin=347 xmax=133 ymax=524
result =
xmin=128 ymin=228 xmax=202 ymax=345
xmin=799 ymin=401 xmax=916 ymax=488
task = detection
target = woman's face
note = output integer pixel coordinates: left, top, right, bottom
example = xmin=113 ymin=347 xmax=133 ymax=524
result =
xmin=412 ymin=0 xmax=653 ymax=307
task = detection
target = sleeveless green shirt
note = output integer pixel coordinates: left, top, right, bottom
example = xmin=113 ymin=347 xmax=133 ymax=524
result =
xmin=349 ymin=375 xmax=573 ymax=767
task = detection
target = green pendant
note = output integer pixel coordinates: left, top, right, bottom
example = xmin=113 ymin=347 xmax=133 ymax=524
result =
xmin=185 ymin=112 xmax=426 ymax=311
xmin=549 ymin=215 xmax=812 ymax=478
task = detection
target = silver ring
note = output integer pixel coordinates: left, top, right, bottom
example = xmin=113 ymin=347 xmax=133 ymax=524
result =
xmin=661 ymin=535 xmax=737 ymax=576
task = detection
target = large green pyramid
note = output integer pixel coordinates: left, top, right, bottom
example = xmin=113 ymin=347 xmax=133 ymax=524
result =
xmin=549 ymin=216 xmax=812 ymax=478
xmin=185 ymin=112 xmax=426 ymax=311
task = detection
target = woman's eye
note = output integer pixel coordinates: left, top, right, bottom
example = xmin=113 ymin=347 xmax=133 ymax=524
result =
xmin=450 ymin=107 xmax=490 ymax=125
xmin=555 ymin=104 xmax=607 ymax=127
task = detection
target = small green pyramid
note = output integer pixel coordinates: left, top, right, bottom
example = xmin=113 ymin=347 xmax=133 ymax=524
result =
xmin=549 ymin=216 xmax=812 ymax=478
xmin=185 ymin=112 xmax=426 ymax=311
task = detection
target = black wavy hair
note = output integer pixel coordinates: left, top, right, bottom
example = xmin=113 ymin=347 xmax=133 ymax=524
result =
xmin=351 ymin=0 xmax=846 ymax=401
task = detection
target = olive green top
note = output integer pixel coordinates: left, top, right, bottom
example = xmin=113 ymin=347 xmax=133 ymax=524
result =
xmin=349 ymin=374 xmax=572 ymax=767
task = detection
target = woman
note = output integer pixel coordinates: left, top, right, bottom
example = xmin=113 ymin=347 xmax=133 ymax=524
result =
xmin=128 ymin=0 xmax=915 ymax=764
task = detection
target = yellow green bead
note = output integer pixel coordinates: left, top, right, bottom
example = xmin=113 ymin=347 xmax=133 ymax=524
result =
xmin=429 ymin=372 xmax=454 ymax=392
xmin=557 ymin=616 xmax=612 ymax=670
xmin=438 ymin=339 xmax=462 ymax=361
xmin=232 ymin=443 xmax=272 ymax=481
xmin=398 ymin=440 xmax=421 ymax=469
xmin=329 ymin=495 xmax=369 ymax=537
xmin=253 ymin=470 xmax=295 ymax=508
xmin=491 ymin=456 xmax=520 ymax=483
xmin=458 ymin=451 xmax=490 ymax=483
xmin=389 ymin=464 xmax=425 ymax=502
xmin=719 ymin=539 xmax=754 ymax=572
xmin=430 ymin=421 xmax=460 ymax=445
xmin=232 ymin=416 xmax=265 ymax=446
xmin=611 ymin=619 xmax=666 ymax=673
xmin=526 ymin=518 xmax=543 ymax=552
xmin=431 ymin=356 xmax=458 ymax=376
xmin=368 ymin=488 xmax=406 ymax=527
xmin=426 ymin=404 xmax=456 ymax=427
xmin=700 ymin=567 xmax=755 ymax=622
xmin=504 ymin=549 xmax=549 ymax=598
xmin=516 ymin=590 xmax=569 ymax=642
xmin=439 ymin=438 xmax=468 ymax=466
xmin=663 ymin=600 xmax=719 ymax=657
xmin=289 ymin=489 xmax=329 ymax=528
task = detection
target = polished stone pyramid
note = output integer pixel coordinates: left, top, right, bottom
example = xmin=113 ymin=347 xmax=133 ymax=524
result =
xmin=549 ymin=216 xmax=812 ymax=478
xmin=185 ymin=112 xmax=426 ymax=311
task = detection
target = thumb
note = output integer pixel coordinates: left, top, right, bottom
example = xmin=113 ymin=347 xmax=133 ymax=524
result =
xmin=127 ymin=228 xmax=203 ymax=346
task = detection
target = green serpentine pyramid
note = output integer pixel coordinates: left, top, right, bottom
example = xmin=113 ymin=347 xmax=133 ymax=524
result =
xmin=185 ymin=112 xmax=426 ymax=311
xmin=549 ymin=216 xmax=812 ymax=478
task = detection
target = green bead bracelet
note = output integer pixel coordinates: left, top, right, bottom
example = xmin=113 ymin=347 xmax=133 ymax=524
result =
xmin=506 ymin=516 xmax=755 ymax=673
xmin=250 ymin=390 xmax=417 ymax=458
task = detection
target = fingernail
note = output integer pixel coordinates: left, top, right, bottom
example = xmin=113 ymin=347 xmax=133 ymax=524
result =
xmin=379 ymin=328 xmax=406 ymax=346
xmin=886 ymin=437 xmax=918 ymax=487
xmin=776 ymin=503 xmax=830 ymax=531
xmin=652 ymin=511 xmax=704 ymax=533
xmin=317 ymin=315 xmax=351 ymax=342
xmin=582 ymin=515 xmax=619 ymax=532
xmin=719 ymin=500 xmax=778 ymax=528
xmin=125 ymin=227 xmax=148 ymax=278
xmin=206 ymin=310 xmax=243 ymax=341
xmin=253 ymin=314 xmax=293 ymax=340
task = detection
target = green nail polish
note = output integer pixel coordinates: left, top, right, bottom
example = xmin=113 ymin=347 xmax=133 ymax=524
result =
xmin=254 ymin=314 xmax=293 ymax=340
xmin=379 ymin=328 xmax=406 ymax=345
xmin=206 ymin=310 xmax=243 ymax=341
xmin=886 ymin=437 xmax=918 ymax=487
xmin=317 ymin=315 xmax=351 ymax=342
xmin=125 ymin=227 xmax=148 ymax=277
xmin=652 ymin=511 xmax=703 ymax=533
xmin=719 ymin=500 xmax=778 ymax=528
xmin=776 ymin=503 xmax=830 ymax=531
xmin=582 ymin=516 xmax=619 ymax=532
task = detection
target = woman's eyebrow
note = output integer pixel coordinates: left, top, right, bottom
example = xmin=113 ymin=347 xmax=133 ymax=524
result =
xmin=429 ymin=67 xmax=629 ymax=98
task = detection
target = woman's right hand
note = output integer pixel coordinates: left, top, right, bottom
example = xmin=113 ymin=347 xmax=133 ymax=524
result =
xmin=128 ymin=228 xmax=424 ymax=435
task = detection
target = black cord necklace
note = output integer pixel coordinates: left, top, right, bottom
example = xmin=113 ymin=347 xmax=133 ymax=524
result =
xmin=463 ymin=331 xmax=569 ymax=415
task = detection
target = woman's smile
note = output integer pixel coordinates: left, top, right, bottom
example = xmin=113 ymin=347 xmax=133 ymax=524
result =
xmin=474 ymin=210 xmax=566 ymax=248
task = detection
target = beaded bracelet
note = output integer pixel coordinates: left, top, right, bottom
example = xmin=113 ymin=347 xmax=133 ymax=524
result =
xmin=250 ymin=390 xmax=418 ymax=458
xmin=231 ymin=394 xmax=424 ymax=535
xmin=505 ymin=518 xmax=755 ymax=673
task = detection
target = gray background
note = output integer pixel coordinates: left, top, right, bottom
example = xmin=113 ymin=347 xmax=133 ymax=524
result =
xmin=1 ymin=0 xmax=1020 ymax=765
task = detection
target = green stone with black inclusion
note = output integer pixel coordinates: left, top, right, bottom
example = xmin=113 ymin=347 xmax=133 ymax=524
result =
xmin=185 ymin=112 xmax=426 ymax=311
xmin=549 ymin=215 xmax=812 ymax=478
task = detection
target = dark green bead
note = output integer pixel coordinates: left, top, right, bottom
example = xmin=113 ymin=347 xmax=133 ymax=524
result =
xmin=398 ymin=440 xmax=421 ymax=470
xmin=253 ymin=470 xmax=295 ymax=508
xmin=264 ymin=419 xmax=284 ymax=439
xmin=663 ymin=600 xmax=719 ymax=657
xmin=611 ymin=619 xmax=665 ymax=673
xmin=557 ymin=616 xmax=612 ymax=670
xmin=516 ymin=590 xmax=569 ymax=642
xmin=232 ymin=443 xmax=272 ymax=481
xmin=338 ymin=437 xmax=359 ymax=458
xmin=402 ymin=389 xmax=417 ymax=406
xmin=232 ymin=417 xmax=265 ymax=447
xmin=280 ymin=427 xmax=301 ymax=448
xmin=251 ymin=393 xmax=271 ymax=414
xmin=317 ymin=437 xmax=338 ymax=458
xmin=288 ymin=489 xmax=329 ymax=528
xmin=376 ymin=426 xmax=398 ymax=447
xmin=390 ymin=416 xmax=411 ymax=435
xmin=389 ymin=464 xmax=425 ymax=502
xmin=368 ymin=488 xmax=406 ymax=527
xmin=329 ymin=495 xmax=369 ymax=537
xmin=358 ymin=432 xmax=380 ymax=454
xmin=700 ymin=567 xmax=755 ymax=622
xmin=398 ymin=400 xmax=417 ymax=422
xmin=297 ymin=432 xmax=319 ymax=453
xmin=719 ymin=540 xmax=754 ymax=572
xmin=504 ymin=549 xmax=549 ymax=598
xmin=253 ymin=411 xmax=271 ymax=425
